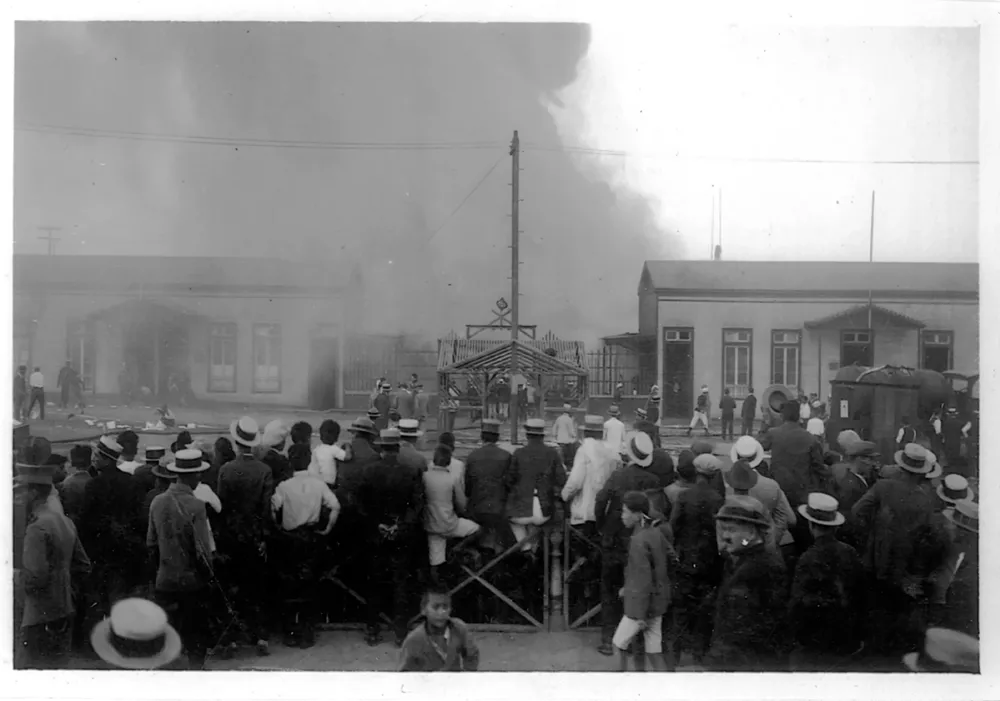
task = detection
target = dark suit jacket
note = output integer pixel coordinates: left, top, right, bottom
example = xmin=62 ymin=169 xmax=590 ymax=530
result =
xmin=464 ymin=443 xmax=515 ymax=517
xmin=595 ymin=465 xmax=661 ymax=552
xmin=506 ymin=440 xmax=566 ymax=519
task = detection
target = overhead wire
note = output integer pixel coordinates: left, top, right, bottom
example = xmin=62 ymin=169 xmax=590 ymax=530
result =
xmin=426 ymin=155 xmax=505 ymax=243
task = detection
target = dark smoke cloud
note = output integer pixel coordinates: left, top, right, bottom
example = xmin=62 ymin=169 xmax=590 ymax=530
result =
xmin=15 ymin=22 xmax=677 ymax=345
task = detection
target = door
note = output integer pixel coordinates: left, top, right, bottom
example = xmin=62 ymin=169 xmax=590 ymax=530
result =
xmin=921 ymin=331 xmax=953 ymax=373
xmin=308 ymin=337 xmax=339 ymax=410
xmin=662 ymin=329 xmax=694 ymax=418
xmin=841 ymin=330 xmax=873 ymax=368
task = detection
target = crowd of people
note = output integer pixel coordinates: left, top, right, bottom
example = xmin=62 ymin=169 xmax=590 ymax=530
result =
xmin=12 ymin=391 xmax=979 ymax=672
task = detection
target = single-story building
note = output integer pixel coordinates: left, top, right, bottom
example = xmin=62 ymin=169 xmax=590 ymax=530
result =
xmin=635 ymin=260 xmax=979 ymax=418
xmin=13 ymin=254 xmax=359 ymax=409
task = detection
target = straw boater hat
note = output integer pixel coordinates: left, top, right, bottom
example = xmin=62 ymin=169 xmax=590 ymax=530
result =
xmin=937 ymin=474 xmax=974 ymax=505
xmin=903 ymin=628 xmax=979 ymax=673
xmin=150 ymin=462 xmax=176 ymax=481
xmin=376 ymin=428 xmax=402 ymax=447
xmin=806 ymin=418 xmax=825 ymax=437
xmin=562 ymin=403 xmax=572 ymax=412
xmin=144 ymin=447 xmax=166 ymax=465
xmin=650 ymin=384 xmax=660 ymax=398
xmin=714 ymin=496 xmax=770 ymax=528
xmin=730 ymin=436 xmax=765 ymax=468
xmin=798 ymin=492 xmax=846 ymax=527
xmin=894 ymin=443 xmax=935 ymax=475
xmin=481 ymin=418 xmax=501 ymax=436
xmin=230 ymin=416 xmax=261 ymax=448
xmin=635 ymin=407 xmax=648 ymax=420
xmin=398 ymin=418 xmax=422 ymax=438
xmin=925 ymin=460 xmax=943 ymax=480
xmin=624 ymin=431 xmax=654 ymax=468
xmin=583 ymin=415 xmax=604 ymax=434
xmin=524 ymin=418 xmax=546 ymax=436
xmin=91 ymin=598 xmax=182 ymax=670
xmin=167 ymin=449 xmax=210 ymax=474
xmin=943 ymin=499 xmax=979 ymax=535
xmin=261 ymin=420 xmax=290 ymax=449
xmin=95 ymin=435 xmax=123 ymax=463
xmin=608 ymin=405 xmax=621 ymax=417
xmin=725 ymin=460 xmax=759 ymax=492
xmin=349 ymin=417 xmax=378 ymax=437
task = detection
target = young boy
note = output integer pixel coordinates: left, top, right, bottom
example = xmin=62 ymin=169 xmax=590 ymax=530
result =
xmin=613 ymin=491 xmax=673 ymax=672
xmin=309 ymin=419 xmax=351 ymax=487
xmin=398 ymin=585 xmax=480 ymax=672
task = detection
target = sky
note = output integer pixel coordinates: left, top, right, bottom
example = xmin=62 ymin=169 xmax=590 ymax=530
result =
xmin=13 ymin=22 xmax=981 ymax=342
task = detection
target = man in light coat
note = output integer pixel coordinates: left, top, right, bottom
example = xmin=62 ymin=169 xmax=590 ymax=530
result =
xmin=604 ymin=405 xmax=627 ymax=455
xmin=562 ymin=416 xmax=618 ymax=535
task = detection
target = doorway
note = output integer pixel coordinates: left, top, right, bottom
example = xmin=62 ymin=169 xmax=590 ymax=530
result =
xmin=308 ymin=337 xmax=340 ymax=410
xmin=840 ymin=330 xmax=873 ymax=368
xmin=662 ymin=328 xmax=694 ymax=418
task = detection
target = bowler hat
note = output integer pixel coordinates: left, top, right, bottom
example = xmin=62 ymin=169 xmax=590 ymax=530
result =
xmin=725 ymin=460 xmax=759 ymax=492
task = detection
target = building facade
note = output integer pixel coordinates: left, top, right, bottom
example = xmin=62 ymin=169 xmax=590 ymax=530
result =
xmin=637 ymin=261 xmax=979 ymax=418
xmin=13 ymin=255 xmax=354 ymax=409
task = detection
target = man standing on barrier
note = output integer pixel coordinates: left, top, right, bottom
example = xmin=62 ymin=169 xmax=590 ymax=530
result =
xmin=506 ymin=418 xmax=566 ymax=555
xmin=360 ymin=428 xmax=426 ymax=647
xmin=464 ymin=418 xmax=516 ymax=553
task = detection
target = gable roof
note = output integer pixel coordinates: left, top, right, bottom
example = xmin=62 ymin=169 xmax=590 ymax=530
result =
xmin=642 ymin=260 xmax=978 ymax=299
xmin=804 ymin=303 xmax=926 ymax=330
xmin=440 ymin=340 xmax=588 ymax=376
xmin=12 ymin=254 xmax=344 ymax=296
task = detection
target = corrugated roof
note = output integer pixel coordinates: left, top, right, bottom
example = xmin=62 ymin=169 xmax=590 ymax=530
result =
xmin=12 ymin=254 xmax=343 ymax=293
xmin=803 ymin=303 xmax=926 ymax=330
xmin=440 ymin=340 xmax=588 ymax=376
xmin=642 ymin=260 xmax=978 ymax=296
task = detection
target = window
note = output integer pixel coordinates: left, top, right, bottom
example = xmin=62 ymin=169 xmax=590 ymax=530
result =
xmin=253 ymin=324 xmax=282 ymax=393
xmin=771 ymin=330 xmax=801 ymax=389
xmin=66 ymin=320 xmax=95 ymax=392
xmin=841 ymin=330 xmax=873 ymax=367
xmin=208 ymin=323 xmax=237 ymax=393
xmin=722 ymin=329 xmax=752 ymax=399
xmin=664 ymin=329 xmax=692 ymax=343
xmin=921 ymin=331 xmax=953 ymax=373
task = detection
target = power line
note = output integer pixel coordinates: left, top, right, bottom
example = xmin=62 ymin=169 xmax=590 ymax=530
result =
xmin=37 ymin=226 xmax=60 ymax=255
xmin=17 ymin=121 xmax=978 ymax=165
xmin=427 ymin=156 xmax=504 ymax=243
xmin=16 ymin=122 xmax=508 ymax=152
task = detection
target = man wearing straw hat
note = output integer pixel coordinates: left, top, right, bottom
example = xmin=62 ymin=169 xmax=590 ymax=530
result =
xmin=604 ymin=404 xmax=627 ymax=455
xmin=787 ymin=493 xmax=865 ymax=671
xmin=562 ymin=415 xmax=618 ymax=535
xmin=851 ymin=443 xmax=938 ymax=657
xmin=147 ymin=448 xmax=215 ymax=669
xmin=552 ymin=403 xmax=579 ymax=467
xmin=594 ymin=431 xmax=660 ymax=656
xmin=78 ymin=435 xmax=146 ymax=622
xmin=216 ymin=416 xmax=274 ymax=656
xmin=16 ymin=460 xmax=92 ymax=669
xmin=930 ymin=499 xmax=978 ymax=637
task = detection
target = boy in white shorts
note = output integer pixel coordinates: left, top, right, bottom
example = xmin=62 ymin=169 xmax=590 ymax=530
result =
xmin=612 ymin=491 xmax=673 ymax=671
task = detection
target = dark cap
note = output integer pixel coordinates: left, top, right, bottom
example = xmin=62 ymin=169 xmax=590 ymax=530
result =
xmin=622 ymin=490 xmax=650 ymax=516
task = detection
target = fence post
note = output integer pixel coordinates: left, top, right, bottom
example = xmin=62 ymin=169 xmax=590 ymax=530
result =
xmin=548 ymin=515 xmax=565 ymax=631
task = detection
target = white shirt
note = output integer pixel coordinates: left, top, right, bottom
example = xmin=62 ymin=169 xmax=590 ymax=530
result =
xmin=553 ymin=414 xmax=577 ymax=444
xmin=117 ymin=460 xmax=142 ymax=476
xmin=308 ymin=443 xmax=348 ymax=485
xmin=194 ymin=483 xmax=223 ymax=514
xmin=29 ymin=372 xmax=44 ymax=389
xmin=799 ymin=402 xmax=811 ymax=421
xmin=603 ymin=417 xmax=626 ymax=454
xmin=561 ymin=438 xmax=618 ymax=525
xmin=271 ymin=471 xmax=341 ymax=531
xmin=933 ymin=418 xmax=942 ymax=435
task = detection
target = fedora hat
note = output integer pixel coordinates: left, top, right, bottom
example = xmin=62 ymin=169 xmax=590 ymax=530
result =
xmin=607 ymin=405 xmax=621 ymax=417
xmin=944 ymin=500 xmax=978 ymax=535
xmin=349 ymin=417 xmax=378 ymax=437
xmin=524 ymin=418 xmax=546 ymax=435
xmin=151 ymin=463 xmax=176 ymax=481
xmin=714 ymin=496 xmax=770 ymax=528
xmin=376 ymin=428 xmax=402 ymax=447
xmin=481 ymin=418 xmax=501 ymax=435
xmin=725 ymin=460 xmax=759 ymax=492
xmin=144 ymin=446 xmax=166 ymax=464
xmin=230 ymin=416 xmax=261 ymax=448
xmin=167 ymin=449 xmax=210 ymax=474
xmin=694 ymin=454 xmax=722 ymax=476
xmin=730 ymin=436 xmax=765 ymax=468
xmin=624 ymin=431 xmax=654 ymax=468
xmin=937 ymin=474 xmax=973 ymax=504
xmin=398 ymin=418 xmax=422 ymax=437
xmin=91 ymin=598 xmax=182 ymax=670
xmin=903 ymin=627 xmax=979 ymax=673
xmin=583 ymin=415 xmax=604 ymax=433
xmin=894 ymin=443 xmax=935 ymax=475
xmin=95 ymin=435 xmax=123 ymax=462
xmin=797 ymin=492 xmax=845 ymax=527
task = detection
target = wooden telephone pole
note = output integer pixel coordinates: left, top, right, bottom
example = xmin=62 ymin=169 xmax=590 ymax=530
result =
xmin=509 ymin=130 xmax=522 ymax=444
xmin=38 ymin=226 xmax=61 ymax=255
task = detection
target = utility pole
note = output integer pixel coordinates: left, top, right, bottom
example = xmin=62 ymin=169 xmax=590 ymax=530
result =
xmin=867 ymin=191 xmax=876 ymax=330
xmin=509 ymin=130 xmax=521 ymax=445
xmin=38 ymin=226 xmax=61 ymax=255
